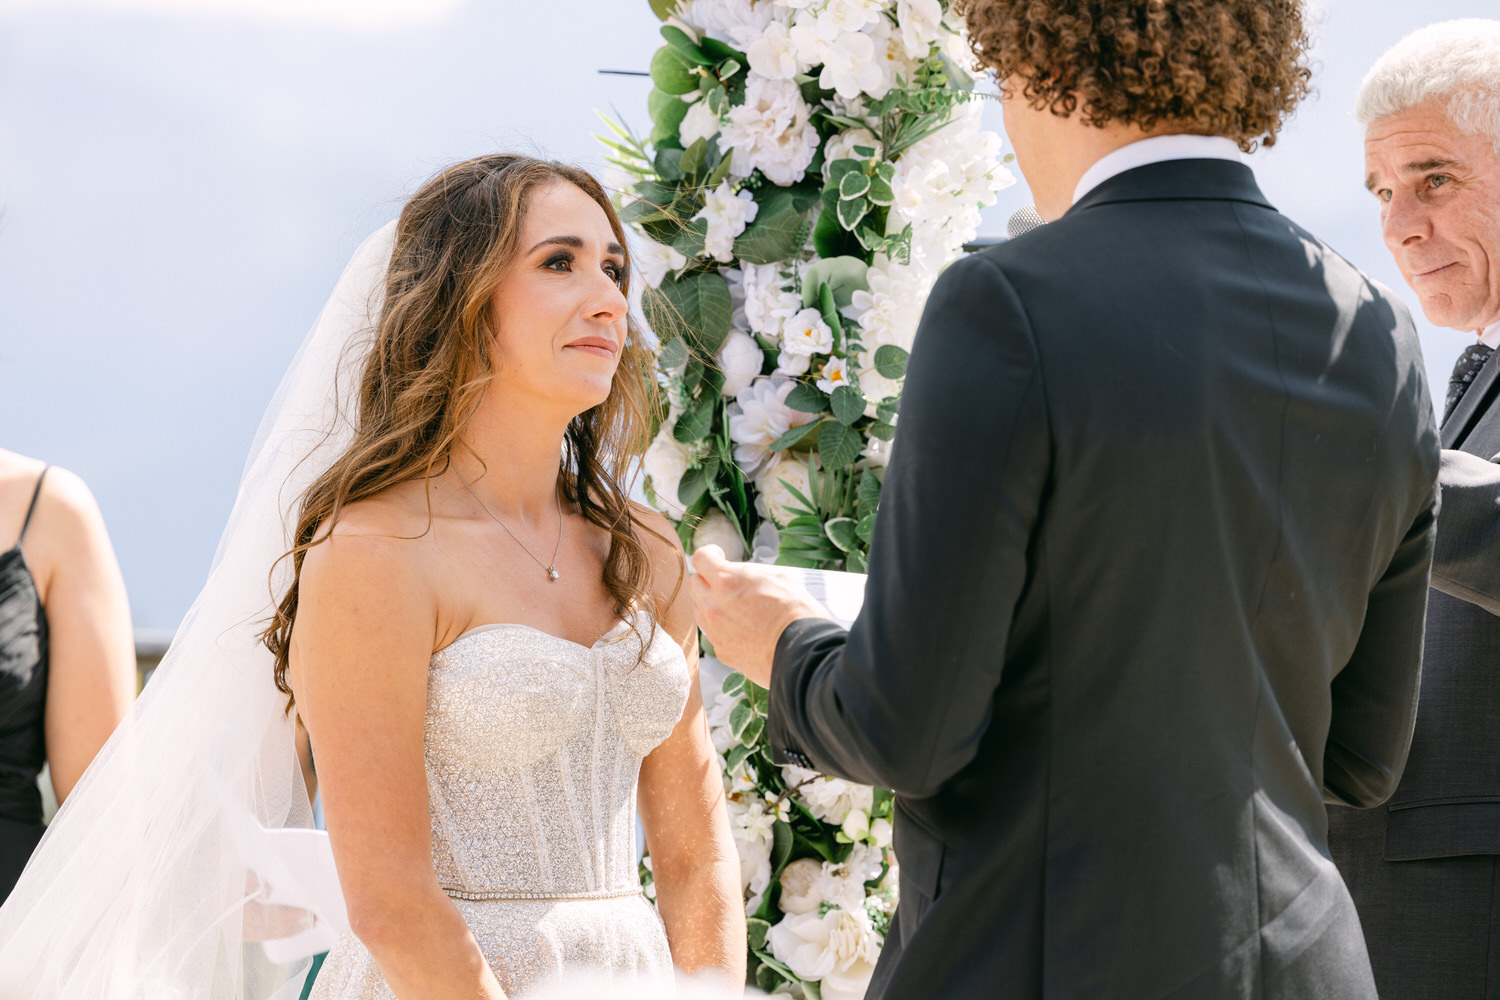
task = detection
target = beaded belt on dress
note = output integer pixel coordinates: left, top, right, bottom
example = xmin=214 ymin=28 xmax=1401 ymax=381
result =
xmin=441 ymin=885 xmax=643 ymax=902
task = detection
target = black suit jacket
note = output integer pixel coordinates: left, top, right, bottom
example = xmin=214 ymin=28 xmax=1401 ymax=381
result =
xmin=767 ymin=160 xmax=1439 ymax=999
xmin=1328 ymin=342 xmax=1500 ymax=997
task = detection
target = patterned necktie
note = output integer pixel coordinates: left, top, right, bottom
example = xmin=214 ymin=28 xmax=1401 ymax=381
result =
xmin=1446 ymin=342 xmax=1495 ymax=421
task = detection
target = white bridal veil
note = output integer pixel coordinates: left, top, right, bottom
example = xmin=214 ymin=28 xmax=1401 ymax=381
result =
xmin=0 ymin=222 xmax=397 ymax=999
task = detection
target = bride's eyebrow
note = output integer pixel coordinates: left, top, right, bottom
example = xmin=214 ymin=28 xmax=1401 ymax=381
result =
xmin=527 ymin=235 xmax=626 ymax=257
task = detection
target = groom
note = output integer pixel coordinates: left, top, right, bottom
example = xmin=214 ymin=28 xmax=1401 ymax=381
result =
xmin=691 ymin=1 xmax=1440 ymax=997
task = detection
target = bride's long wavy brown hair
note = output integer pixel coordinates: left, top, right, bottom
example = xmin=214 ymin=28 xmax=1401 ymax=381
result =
xmin=263 ymin=154 xmax=666 ymax=707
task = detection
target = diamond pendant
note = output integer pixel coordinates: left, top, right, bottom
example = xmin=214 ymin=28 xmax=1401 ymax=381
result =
xmin=547 ymin=567 xmax=560 ymax=582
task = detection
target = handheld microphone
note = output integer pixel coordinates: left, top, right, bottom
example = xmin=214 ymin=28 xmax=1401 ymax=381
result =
xmin=1006 ymin=204 xmax=1045 ymax=239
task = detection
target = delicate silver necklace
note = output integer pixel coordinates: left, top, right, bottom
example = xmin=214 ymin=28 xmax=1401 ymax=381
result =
xmin=454 ymin=468 xmax=563 ymax=582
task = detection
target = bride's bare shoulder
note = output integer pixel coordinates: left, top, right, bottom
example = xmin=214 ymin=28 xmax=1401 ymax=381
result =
xmin=300 ymin=483 xmax=442 ymax=587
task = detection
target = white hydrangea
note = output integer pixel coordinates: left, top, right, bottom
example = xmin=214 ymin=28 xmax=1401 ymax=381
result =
xmin=693 ymin=180 xmax=759 ymax=263
xmin=631 ymin=236 xmax=687 ymax=290
xmin=643 ymin=428 xmax=692 ymax=514
xmin=845 ymin=257 xmax=926 ymax=351
xmin=680 ymin=0 xmax=781 ymax=49
xmin=729 ymin=377 xmax=813 ymax=474
xmin=782 ymin=763 xmax=874 ymax=825
xmin=716 ymin=328 xmax=765 ymax=398
xmin=720 ymin=74 xmax=821 ymax=185
xmin=756 ymin=453 xmax=818 ymax=527
xmin=678 ymin=94 xmax=722 ymax=148
xmin=781 ymin=307 xmax=834 ymax=357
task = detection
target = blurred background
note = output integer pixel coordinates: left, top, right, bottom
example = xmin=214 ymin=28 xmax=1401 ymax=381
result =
xmin=0 ymin=0 xmax=1492 ymax=643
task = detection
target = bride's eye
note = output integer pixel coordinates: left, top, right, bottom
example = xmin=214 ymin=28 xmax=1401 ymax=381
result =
xmin=543 ymin=252 xmax=574 ymax=273
xmin=604 ymin=261 xmax=626 ymax=287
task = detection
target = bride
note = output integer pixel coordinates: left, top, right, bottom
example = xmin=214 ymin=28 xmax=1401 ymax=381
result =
xmin=0 ymin=154 xmax=744 ymax=998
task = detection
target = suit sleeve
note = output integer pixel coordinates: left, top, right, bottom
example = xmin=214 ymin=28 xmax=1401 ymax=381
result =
xmin=1324 ymin=482 xmax=1438 ymax=808
xmin=765 ymin=253 xmax=1050 ymax=798
xmin=1429 ymin=448 xmax=1500 ymax=616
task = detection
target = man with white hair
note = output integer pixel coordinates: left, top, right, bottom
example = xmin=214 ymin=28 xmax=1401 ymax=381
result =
xmin=1329 ymin=19 xmax=1500 ymax=999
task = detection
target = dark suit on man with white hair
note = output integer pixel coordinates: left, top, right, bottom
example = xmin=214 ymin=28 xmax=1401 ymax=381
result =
xmin=1327 ymin=18 xmax=1500 ymax=1000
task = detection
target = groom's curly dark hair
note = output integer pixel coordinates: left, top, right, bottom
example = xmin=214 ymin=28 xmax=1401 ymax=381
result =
xmin=955 ymin=0 xmax=1313 ymax=151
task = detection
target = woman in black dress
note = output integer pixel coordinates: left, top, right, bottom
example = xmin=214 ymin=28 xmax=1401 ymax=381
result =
xmin=0 ymin=452 xmax=135 ymax=900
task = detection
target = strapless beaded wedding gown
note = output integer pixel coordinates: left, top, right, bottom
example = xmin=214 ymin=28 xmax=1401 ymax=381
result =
xmin=310 ymin=614 xmax=690 ymax=998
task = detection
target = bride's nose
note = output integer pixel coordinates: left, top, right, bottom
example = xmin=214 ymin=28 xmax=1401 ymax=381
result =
xmin=586 ymin=270 xmax=628 ymax=324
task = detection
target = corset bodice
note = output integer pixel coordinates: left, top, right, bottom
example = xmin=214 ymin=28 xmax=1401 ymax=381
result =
xmin=423 ymin=615 xmax=690 ymax=900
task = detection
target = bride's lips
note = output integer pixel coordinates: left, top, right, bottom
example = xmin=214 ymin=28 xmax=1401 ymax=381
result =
xmin=564 ymin=336 xmax=619 ymax=359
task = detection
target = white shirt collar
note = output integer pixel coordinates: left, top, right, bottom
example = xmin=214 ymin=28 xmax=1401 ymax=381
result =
xmin=1072 ymin=135 xmax=1244 ymax=206
xmin=1480 ymin=321 xmax=1500 ymax=350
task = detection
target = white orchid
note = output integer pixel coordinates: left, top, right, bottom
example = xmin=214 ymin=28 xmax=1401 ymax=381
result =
xmin=632 ymin=236 xmax=686 ymax=290
xmin=895 ymin=0 xmax=944 ymax=58
xmin=746 ymin=18 xmax=804 ymax=80
xmin=693 ymin=180 xmax=759 ymax=262
xmin=788 ymin=19 xmax=887 ymax=99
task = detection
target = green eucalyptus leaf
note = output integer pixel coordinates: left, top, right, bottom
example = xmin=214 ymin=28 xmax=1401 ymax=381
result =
xmin=838 ymin=170 xmax=871 ymax=200
xmin=706 ymin=149 xmax=735 ymax=188
xmin=705 ymin=85 xmax=730 ymax=115
xmin=671 ymin=217 xmax=708 ymax=258
xmin=650 ymin=45 xmax=698 ymax=95
xmin=784 ymin=382 xmax=830 ymax=414
xmin=874 ymin=344 xmax=910 ymax=379
xmin=643 ymin=270 xmax=732 ymax=355
xmin=837 ymin=194 xmax=870 ymax=231
xmin=673 ymin=399 xmax=715 ymax=443
xmin=830 ymin=384 xmax=866 ymax=426
xmin=876 ymin=396 xmax=900 ymax=423
xmin=731 ymin=188 xmax=812 ymax=265
xmin=619 ymin=200 xmax=670 ymax=227
xmin=852 ymin=144 xmax=877 ymax=158
xmin=818 ymin=421 xmax=864 ymax=470
xmin=660 ymin=25 xmax=714 ymax=65
xmin=824 ymin=517 xmax=858 ymax=552
xmin=699 ymin=35 xmax=744 ymax=64
xmin=867 ymin=420 xmax=896 ymax=441
xmin=647 ymin=89 xmax=690 ymax=149
xmin=800 ymin=256 xmax=869 ymax=309
xmin=653 ymin=145 xmax=685 ymax=180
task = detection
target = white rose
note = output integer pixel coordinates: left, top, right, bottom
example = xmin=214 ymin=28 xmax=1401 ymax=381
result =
xmin=740 ymin=262 xmax=799 ymax=338
xmin=716 ymin=329 xmax=765 ymax=398
xmin=643 ymin=429 xmax=691 ymax=514
xmin=693 ymin=181 xmax=759 ymax=263
xmin=678 ymin=93 xmax=722 ymax=148
xmin=728 ymin=377 xmax=814 ymax=474
xmin=781 ymin=307 xmax=834 ymax=357
xmin=756 ymin=453 xmax=818 ymax=527
xmin=632 ymin=236 xmax=687 ymax=290
xmin=720 ymin=74 xmax=821 ymax=185
xmin=869 ymin=817 xmax=893 ymax=848
xmin=816 ymin=355 xmax=853 ymax=395
xmin=776 ymin=350 xmax=812 ymax=376
xmin=767 ymin=907 xmax=880 ymax=1000
xmin=823 ymin=127 xmax=881 ymax=167
xmin=692 ymin=509 xmax=746 ymax=561
xmin=777 ymin=858 xmax=827 ymax=915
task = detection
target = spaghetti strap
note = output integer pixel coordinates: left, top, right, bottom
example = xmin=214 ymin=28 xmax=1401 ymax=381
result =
xmin=18 ymin=466 xmax=49 ymax=544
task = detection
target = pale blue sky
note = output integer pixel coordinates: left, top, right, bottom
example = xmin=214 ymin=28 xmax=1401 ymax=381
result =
xmin=0 ymin=0 xmax=1492 ymax=631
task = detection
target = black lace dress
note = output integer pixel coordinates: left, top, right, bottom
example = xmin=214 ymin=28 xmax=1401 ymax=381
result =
xmin=0 ymin=468 xmax=49 ymax=903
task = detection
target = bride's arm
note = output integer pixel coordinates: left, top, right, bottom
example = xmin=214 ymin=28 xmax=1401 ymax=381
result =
xmin=635 ymin=511 xmax=747 ymax=987
xmin=292 ymin=523 xmax=506 ymax=999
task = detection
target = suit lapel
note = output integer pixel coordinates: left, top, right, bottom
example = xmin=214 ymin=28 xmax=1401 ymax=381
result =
xmin=1443 ymin=350 xmax=1500 ymax=448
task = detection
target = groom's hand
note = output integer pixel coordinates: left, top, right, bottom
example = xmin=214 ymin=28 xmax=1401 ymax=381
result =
xmin=689 ymin=546 xmax=829 ymax=688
